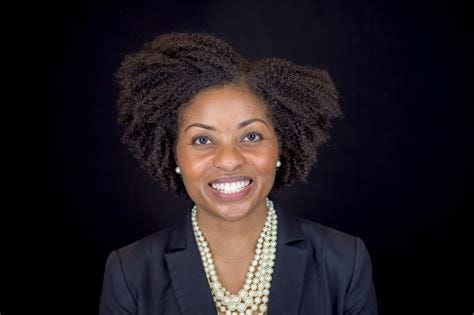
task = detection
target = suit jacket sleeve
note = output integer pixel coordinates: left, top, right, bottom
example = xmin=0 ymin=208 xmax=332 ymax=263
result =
xmin=100 ymin=250 xmax=138 ymax=315
xmin=343 ymin=237 xmax=378 ymax=315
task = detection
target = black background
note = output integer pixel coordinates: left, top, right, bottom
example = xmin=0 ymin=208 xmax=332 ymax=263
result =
xmin=4 ymin=0 xmax=473 ymax=314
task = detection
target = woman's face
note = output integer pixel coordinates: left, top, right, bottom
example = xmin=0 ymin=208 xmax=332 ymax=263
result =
xmin=176 ymin=84 xmax=280 ymax=222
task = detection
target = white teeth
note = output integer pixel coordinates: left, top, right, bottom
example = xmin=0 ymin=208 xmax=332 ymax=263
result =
xmin=211 ymin=180 xmax=251 ymax=194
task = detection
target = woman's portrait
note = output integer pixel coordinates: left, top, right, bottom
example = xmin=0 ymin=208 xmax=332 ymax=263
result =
xmin=19 ymin=0 xmax=469 ymax=314
xmin=98 ymin=31 xmax=376 ymax=314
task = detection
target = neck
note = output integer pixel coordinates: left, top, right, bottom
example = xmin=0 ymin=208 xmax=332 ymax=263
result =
xmin=195 ymin=201 xmax=268 ymax=262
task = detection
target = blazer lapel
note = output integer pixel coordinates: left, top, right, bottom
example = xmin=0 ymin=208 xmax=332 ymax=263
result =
xmin=162 ymin=204 xmax=308 ymax=315
xmin=267 ymin=206 xmax=308 ymax=314
xmin=164 ymin=211 xmax=216 ymax=315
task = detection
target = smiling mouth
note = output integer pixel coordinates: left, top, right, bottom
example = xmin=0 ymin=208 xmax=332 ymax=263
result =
xmin=209 ymin=180 xmax=253 ymax=194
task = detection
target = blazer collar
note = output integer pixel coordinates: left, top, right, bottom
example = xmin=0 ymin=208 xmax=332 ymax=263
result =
xmin=163 ymin=202 xmax=308 ymax=314
xmin=164 ymin=210 xmax=216 ymax=314
xmin=267 ymin=204 xmax=308 ymax=314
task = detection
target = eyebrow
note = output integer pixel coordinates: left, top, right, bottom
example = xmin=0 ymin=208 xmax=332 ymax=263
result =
xmin=184 ymin=118 xmax=269 ymax=132
xmin=184 ymin=123 xmax=215 ymax=132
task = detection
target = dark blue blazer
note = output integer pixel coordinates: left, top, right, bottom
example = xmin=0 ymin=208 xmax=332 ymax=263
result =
xmin=100 ymin=207 xmax=378 ymax=314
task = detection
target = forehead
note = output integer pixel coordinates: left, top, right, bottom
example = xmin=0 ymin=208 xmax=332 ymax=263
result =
xmin=181 ymin=85 xmax=269 ymax=125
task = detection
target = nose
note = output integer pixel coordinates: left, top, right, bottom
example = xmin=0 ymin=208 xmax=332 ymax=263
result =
xmin=212 ymin=143 xmax=245 ymax=172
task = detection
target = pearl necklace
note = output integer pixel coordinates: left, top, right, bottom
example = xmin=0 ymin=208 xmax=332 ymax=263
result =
xmin=191 ymin=199 xmax=278 ymax=315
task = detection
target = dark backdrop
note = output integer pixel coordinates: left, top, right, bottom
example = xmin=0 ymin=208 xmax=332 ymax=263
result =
xmin=20 ymin=0 xmax=472 ymax=314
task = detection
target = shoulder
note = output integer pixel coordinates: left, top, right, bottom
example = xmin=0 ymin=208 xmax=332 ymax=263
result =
xmin=102 ymin=224 xmax=177 ymax=289
xmin=294 ymin=217 xmax=378 ymax=313
xmin=296 ymin=216 xmax=357 ymax=251
xmin=110 ymin=225 xmax=175 ymax=270
xmin=100 ymin=225 xmax=179 ymax=313
xmin=296 ymin=217 xmax=362 ymax=258
xmin=294 ymin=216 xmax=372 ymax=284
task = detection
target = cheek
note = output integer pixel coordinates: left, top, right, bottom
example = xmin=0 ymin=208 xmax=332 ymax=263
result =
xmin=182 ymin=156 xmax=210 ymax=178
xmin=253 ymin=158 xmax=277 ymax=174
xmin=177 ymin=144 xmax=211 ymax=179
xmin=245 ymin=148 xmax=278 ymax=175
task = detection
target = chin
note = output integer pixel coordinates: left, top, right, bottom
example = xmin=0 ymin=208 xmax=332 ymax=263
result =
xmin=206 ymin=190 xmax=266 ymax=223
xmin=216 ymin=203 xmax=254 ymax=222
xmin=191 ymin=181 xmax=268 ymax=222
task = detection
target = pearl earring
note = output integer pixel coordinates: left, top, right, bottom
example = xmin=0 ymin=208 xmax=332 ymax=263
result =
xmin=175 ymin=166 xmax=181 ymax=174
xmin=276 ymin=160 xmax=281 ymax=168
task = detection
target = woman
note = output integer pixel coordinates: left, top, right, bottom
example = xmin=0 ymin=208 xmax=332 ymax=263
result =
xmin=100 ymin=32 xmax=378 ymax=315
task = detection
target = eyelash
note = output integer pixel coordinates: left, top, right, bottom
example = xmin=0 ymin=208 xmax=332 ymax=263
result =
xmin=242 ymin=132 xmax=262 ymax=142
xmin=191 ymin=132 xmax=262 ymax=145
xmin=192 ymin=135 xmax=212 ymax=145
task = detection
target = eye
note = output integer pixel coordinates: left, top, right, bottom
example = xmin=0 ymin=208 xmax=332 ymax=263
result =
xmin=242 ymin=132 xmax=262 ymax=142
xmin=192 ymin=136 xmax=212 ymax=145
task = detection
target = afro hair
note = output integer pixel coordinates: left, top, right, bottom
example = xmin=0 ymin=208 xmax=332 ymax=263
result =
xmin=116 ymin=32 xmax=342 ymax=195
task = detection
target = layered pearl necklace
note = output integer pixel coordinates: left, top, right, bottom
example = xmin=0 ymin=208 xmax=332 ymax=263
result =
xmin=191 ymin=199 xmax=278 ymax=315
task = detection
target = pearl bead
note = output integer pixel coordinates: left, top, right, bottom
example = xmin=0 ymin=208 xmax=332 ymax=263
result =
xmin=191 ymin=199 xmax=278 ymax=313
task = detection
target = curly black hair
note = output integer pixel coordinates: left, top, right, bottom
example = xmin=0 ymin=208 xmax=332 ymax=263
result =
xmin=116 ymin=32 xmax=342 ymax=196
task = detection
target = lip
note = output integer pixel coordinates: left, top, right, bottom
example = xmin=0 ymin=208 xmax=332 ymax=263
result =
xmin=208 ymin=175 xmax=253 ymax=185
xmin=207 ymin=177 xmax=254 ymax=202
